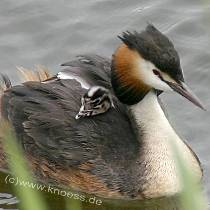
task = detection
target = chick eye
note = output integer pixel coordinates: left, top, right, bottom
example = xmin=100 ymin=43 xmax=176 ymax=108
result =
xmin=91 ymin=98 xmax=101 ymax=105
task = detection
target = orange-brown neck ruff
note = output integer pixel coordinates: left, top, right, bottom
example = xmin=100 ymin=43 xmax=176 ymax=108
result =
xmin=111 ymin=44 xmax=151 ymax=105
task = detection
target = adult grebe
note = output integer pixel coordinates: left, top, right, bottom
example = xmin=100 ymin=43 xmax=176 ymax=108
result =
xmin=0 ymin=24 xmax=204 ymax=199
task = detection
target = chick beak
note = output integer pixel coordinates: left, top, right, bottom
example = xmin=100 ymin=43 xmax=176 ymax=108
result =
xmin=165 ymin=80 xmax=206 ymax=110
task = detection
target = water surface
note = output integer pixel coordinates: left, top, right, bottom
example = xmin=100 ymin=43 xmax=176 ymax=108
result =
xmin=0 ymin=0 xmax=210 ymax=209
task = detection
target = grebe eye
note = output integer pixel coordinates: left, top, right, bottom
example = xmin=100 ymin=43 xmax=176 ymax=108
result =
xmin=153 ymin=69 xmax=161 ymax=76
xmin=91 ymin=98 xmax=101 ymax=105
xmin=94 ymin=98 xmax=101 ymax=103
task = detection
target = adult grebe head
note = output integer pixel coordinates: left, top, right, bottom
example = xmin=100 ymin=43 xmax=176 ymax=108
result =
xmin=111 ymin=24 xmax=204 ymax=109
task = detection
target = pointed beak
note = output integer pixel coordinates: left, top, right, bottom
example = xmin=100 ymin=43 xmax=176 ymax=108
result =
xmin=165 ymin=81 xmax=206 ymax=110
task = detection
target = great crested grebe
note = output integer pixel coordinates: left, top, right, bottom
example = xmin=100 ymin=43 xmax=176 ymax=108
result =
xmin=0 ymin=24 xmax=204 ymax=199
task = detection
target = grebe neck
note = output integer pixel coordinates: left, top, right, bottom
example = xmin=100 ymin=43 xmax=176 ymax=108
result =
xmin=128 ymin=90 xmax=202 ymax=198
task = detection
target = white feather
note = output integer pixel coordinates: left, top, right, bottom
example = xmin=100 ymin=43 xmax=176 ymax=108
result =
xmin=57 ymin=72 xmax=90 ymax=89
xmin=130 ymin=91 xmax=202 ymax=197
xmin=137 ymin=58 xmax=173 ymax=91
xmin=87 ymin=86 xmax=101 ymax=97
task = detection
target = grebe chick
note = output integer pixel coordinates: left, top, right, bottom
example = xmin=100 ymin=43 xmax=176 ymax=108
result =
xmin=76 ymin=86 xmax=114 ymax=119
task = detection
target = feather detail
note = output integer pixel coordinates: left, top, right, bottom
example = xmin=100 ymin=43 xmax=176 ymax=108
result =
xmin=17 ymin=65 xmax=51 ymax=82
xmin=111 ymin=44 xmax=151 ymax=105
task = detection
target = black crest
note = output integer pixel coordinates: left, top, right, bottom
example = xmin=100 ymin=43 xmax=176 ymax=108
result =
xmin=118 ymin=24 xmax=184 ymax=82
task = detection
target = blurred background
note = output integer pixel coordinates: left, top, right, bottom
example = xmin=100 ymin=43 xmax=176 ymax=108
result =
xmin=0 ymin=0 xmax=210 ymax=209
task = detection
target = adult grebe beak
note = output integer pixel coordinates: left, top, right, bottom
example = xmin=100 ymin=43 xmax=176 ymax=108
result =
xmin=165 ymin=80 xmax=206 ymax=110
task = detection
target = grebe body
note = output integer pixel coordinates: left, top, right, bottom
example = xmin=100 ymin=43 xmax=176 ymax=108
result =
xmin=0 ymin=25 xmax=203 ymax=199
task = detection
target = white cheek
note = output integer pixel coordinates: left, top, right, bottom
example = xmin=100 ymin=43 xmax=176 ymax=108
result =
xmin=137 ymin=59 xmax=172 ymax=92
